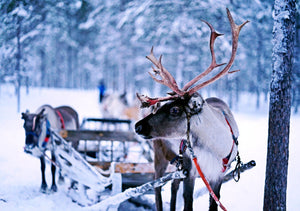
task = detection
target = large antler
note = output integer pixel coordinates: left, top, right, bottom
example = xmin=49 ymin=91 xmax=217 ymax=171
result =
xmin=182 ymin=20 xmax=226 ymax=92
xmin=185 ymin=8 xmax=249 ymax=95
xmin=137 ymin=9 xmax=249 ymax=107
xmin=146 ymin=47 xmax=185 ymax=96
xmin=137 ymin=47 xmax=185 ymax=107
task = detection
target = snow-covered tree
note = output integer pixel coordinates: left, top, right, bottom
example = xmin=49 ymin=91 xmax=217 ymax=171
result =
xmin=1 ymin=0 xmax=300 ymax=111
xmin=292 ymin=1 xmax=300 ymax=113
xmin=263 ymin=0 xmax=297 ymax=210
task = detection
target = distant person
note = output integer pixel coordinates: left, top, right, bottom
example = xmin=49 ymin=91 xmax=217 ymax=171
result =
xmin=98 ymin=80 xmax=106 ymax=103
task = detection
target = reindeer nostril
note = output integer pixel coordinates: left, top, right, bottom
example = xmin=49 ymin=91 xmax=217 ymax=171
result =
xmin=135 ymin=121 xmax=152 ymax=138
xmin=135 ymin=124 xmax=143 ymax=134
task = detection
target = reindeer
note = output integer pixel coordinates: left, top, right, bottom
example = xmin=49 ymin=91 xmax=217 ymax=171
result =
xmin=135 ymin=9 xmax=248 ymax=211
xmin=101 ymin=92 xmax=148 ymax=121
xmin=22 ymin=105 xmax=79 ymax=193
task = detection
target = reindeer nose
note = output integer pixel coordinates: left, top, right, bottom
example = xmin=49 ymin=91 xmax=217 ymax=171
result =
xmin=135 ymin=124 xmax=143 ymax=134
xmin=135 ymin=120 xmax=152 ymax=138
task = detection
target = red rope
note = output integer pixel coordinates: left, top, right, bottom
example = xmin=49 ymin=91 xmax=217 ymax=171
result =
xmin=56 ymin=110 xmax=65 ymax=129
xmin=224 ymin=116 xmax=234 ymax=136
xmin=192 ymin=157 xmax=227 ymax=211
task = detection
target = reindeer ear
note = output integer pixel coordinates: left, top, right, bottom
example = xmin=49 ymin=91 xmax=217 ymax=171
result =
xmin=37 ymin=108 xmax=45 ymax=117
xmin=35 ymin=108 xmax=47 ymax=122
xmin=21 ymin=110 xmax=30 ymax=119
xmin=120 ymin=92 xmax=128 ymax=105
xmin=21 ymin=112 xmax=26 ymax=119
xmin=151 ymin=102 xmax=161 ymax=114
xmin=121 ymin=92 xmax=127 ymax=98
xmin=186 ymin=93 xmax=204 ymax=114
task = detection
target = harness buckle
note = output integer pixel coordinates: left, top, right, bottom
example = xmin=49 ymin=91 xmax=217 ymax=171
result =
xmin=170 ymin=155 xmax=183 ymax=170
xmin=170 ymin=139 xmax=188 ymax=171
xmin=233 ymin=152 xmax=242 ymax=182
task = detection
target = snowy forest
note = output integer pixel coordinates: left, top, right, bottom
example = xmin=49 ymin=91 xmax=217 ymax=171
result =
xmin=0 ymin=0 xmax=299 ymax=112
xmin=0 ymin=1 xmax=300 ymax=211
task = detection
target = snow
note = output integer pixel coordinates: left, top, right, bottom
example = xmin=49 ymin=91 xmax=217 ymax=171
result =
xmin=0 ymin=84 xmax=300 ymax=211
xmin=11 ymin=5 xmax=29 ymax=18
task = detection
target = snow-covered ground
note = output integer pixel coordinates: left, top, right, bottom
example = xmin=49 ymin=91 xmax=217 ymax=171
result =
xmin=0 ymin=85 xmax=299 ymax=211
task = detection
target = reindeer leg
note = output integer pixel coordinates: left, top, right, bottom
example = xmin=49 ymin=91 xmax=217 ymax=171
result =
xmin=170 ymin=179 xmax=180 ymax=211
xmin=182 ymin=157 xmax=194 ymax=211
xmin=209 ymin=180 xmax=222 ymax=211
xmin=40 ymin=156 xmax=48 ymax=193
xmin=183 ymin=176 xmax=195 ymax=211
xmin=154 ymin=159 xmax=168 ymax=211
xmin=58 ymin=169 xmax=65 ymax=185
xmin=154 ymin=183 xmax=164 ymax=211
xmin=154 ymin=139 xmax=169 ymax=211
xmin=50 ymin=152 xmax=57 ymax=192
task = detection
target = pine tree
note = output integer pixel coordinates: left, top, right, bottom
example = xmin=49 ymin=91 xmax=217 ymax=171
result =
xmin=263 ymin=0 xmax=296 ymax=210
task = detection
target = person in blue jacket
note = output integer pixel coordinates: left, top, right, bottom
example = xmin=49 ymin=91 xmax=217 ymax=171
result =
xmin=98 ymin=80 xmax=106 ymax=103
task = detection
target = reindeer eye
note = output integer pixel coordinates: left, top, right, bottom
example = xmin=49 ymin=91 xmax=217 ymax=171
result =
xmin=169 ymin=106 xmax=181 ymax=117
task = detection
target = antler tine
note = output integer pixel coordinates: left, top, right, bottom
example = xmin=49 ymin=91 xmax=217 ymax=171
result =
xmin=136 ymin=47 xmax=185 ymax=108
xmin=183 ymin=20 xmax=225 ymax=91
xmin=145 ymin=47 xmax=158 ymax=67
xmin=146 ymin=47 xmax=185 ymax=96
xmin=136 ymin=93 xmax=179 ymax=108
xmin=187 ymin=8 xmax=249 ymax=95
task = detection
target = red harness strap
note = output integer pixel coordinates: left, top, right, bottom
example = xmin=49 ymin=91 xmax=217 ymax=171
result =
xmin=193 ymin=157 xmax=227 ymax=211
xmin=224 ymin=115 xmax=234 ymax=135
xmin=55 ymin=110 xmax=65 ymax=129
xmin=222 ymin=140 xmax=235 ymax=172
xmin=222 ymin=114 xmax=238 ymax=172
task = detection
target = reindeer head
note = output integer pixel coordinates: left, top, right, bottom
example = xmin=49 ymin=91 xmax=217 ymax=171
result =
xmin=21 ymin=109 xmax=46 ymax=155
xmin=135 ymin=93 xmax=205 ymax=139
xmin=135 ymin=9 xmax=248 ymax=140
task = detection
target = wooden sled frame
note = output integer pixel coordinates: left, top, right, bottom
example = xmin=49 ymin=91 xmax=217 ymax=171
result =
xmin=61 ymin=117 xmax=158 ymax=188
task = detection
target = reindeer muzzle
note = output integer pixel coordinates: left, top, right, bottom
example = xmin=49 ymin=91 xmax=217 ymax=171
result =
xmin=24 ymin=144 xmax=43 ymax=157
xmin=24 ymin=144 xmax=34 ymax=154
xmin=135 ymin=119 xmax=153 ymax=139
xmin=24 ymin=134 xmax=41 ymax=156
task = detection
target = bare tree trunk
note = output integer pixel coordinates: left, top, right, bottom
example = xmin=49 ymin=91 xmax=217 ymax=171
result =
xmin=40 ymin=48 xmax=46 ymax=87
xmin=16 ymin=16 xmax=21 ymax=113
xmin=292 ymin=5 xmax=300 ymax=114
xmin=67 ymin=46 xmax=73 ymax=88
xmin=263 ymin=1 xmax=296 ymax=210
